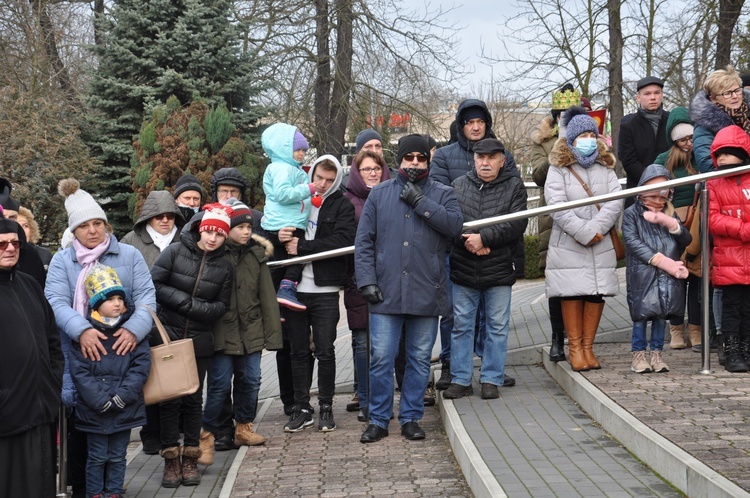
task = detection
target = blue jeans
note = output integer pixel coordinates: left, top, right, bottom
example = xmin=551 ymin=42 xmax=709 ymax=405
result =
xmin=86 ymin=430 xmax=130 ymax=497
xmin=438 ymin=254 xmax=453 ymax=362
xmin=713 ymin=288 xmax=723 ymax=333
xmin=353 ymin=328 xmax=369 ymax=408
xmin=285 ymin=292 xmax=339 ymax=406
xmin=451 ymin=284 xmax=511 ymax=386
xmin=368 ymin=313 xmax=438 ymax=429
xmin=203 ymin=351 xmax=262 ymax=432
xmin=632 ymin=319 xmax=666 ymax=351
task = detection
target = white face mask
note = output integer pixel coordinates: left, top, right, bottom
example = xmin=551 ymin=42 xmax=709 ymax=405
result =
xmin=178 ymin=202 xmax=199 ymax=214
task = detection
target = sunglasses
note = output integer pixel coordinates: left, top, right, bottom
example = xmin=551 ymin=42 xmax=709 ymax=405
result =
xmin=0 ymin=240 xmax=20 ymax=251
xmin=403 ymin=154 xmax=428 ymax=163
xmin=154 ymin=213 xmax=176 ymax=221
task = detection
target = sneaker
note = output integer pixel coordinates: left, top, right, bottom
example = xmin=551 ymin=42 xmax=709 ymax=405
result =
xmin=442 ymin=383 xmax=473 ymax=399
xmin=277 ymin=279 xmax=307 ymax=311
xmin=480 ymin=383 xmax=500 ymax=399
xmin=284 ymin=406 xmax=314 ymax=432
xmin=318 ymin=404 xmax=336 ymax=432
xmin=631 ymin=350 xmax=652 ymax=374
xmin=649 ymin=350 xmax=669 ymax=373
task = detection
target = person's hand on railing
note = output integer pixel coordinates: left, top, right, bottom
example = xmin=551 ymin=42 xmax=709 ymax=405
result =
xmin=360 ymin=284 xmax=384 ymax=304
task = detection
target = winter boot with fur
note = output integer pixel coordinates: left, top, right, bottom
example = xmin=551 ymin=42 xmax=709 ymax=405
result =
xmin=669 ymin=323 xmax=687 ymax=349
xmin=181 ymin=446 xmax=203 ymax=486
xmin=160 ymin=446 xmax=182 ymax=488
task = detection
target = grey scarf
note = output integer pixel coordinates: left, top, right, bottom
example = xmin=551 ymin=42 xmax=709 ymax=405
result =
xmin=638 ymin=106 xmax=664 ymax=136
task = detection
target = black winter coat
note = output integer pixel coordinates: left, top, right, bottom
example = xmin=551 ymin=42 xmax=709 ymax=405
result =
xmin=450 ymin=167 xmax=528 ymax=289
xmin=151 ymin=220 xmax=233 ymax=357
xmin=297 ymin=189 xmax=356 ymax=287
xmin=0 ymin=268 xmax=63 ymax=437
xmin=68 ymin=312 xmax=151 ymax=435
xmin=618 ymin=108 xmax=670 ymax=203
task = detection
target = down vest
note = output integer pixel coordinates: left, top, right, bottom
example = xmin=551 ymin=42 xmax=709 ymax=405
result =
xmin=707 ymin=125 xmax=750 ymax=286
xmin=151 ymin=218 xmax=233 ymax=358
xmin=450 ymin=166 xmax=527 ymax=289
xmin=623 ymin=165 xmax=691 ymax=321
xmin=544 ymin=140 xmax=622 ymax=298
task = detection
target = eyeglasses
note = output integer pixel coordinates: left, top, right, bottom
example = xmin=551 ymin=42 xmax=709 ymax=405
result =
xmin=0 ymin=240 xmax=20 ymax=251
xmin=675 ymin=135 xmax=693 ymax=145
xmin=403 ymin=154 xmax=428 ymax=163
xmin=719 ymin=87 xmax=743 ymax=99
xmin=154 ymin=213 xmax=176 ymax=221
xmin=359 ymin=167 xmax=382 ymax=175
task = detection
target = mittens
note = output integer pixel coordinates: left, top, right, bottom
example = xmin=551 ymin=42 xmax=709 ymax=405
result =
xmin=650 ymin=252 xmax=688 ymax=279
xmin=643 ymin=210 xmax=679 ymax=232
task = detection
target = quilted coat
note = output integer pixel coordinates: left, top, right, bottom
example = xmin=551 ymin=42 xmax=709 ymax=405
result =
xmin=530 ymin=116 xmax=558 ymax=271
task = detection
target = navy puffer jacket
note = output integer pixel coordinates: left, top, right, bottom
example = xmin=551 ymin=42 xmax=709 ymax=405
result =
xmin=623 ymin=164 xmax=692 ymax=321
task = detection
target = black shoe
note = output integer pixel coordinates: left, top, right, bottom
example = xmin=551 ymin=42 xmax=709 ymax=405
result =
xmin=401 ymin=421 xmax=425 ymax=440
xmin=443 ymin=383 xmax=473 ymax=399
xmin=503 ymin=374 xmax=515 ymax=387
xmin=481 ymin=383 xmax=500 ymax=399
xmin=141 ymin=438 xmax=160 ymax=455
xmin=718 ymin=337 xmax=726 ymax=366
xmin=284 ymin=406 xmax=314 ymax=432
xmin=214 ymin=434 xmax=234 ymax=452
xmin=346 ymin=394 xmax=360 ymax=412
xmin=318 ymin=404 xmax=336 ymax=432
xmin=724 ymin=335 xmax=749 ymax=373
xmin=435 ymin=361 xmax=451 ymax=390
xmin=357 ymin=409 xmax=367 ymax=423
xmin=360 ymin=424 xmax=388 ymax=443
xmin=549 ymin=330 xmax=566 ymax=362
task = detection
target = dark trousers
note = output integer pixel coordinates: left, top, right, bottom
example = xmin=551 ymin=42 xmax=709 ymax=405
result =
xmin=139 ymin=404 xmax=160 ymax=444
xmin=67 ymin=414 xmax=88 ymax=498
xmin=0 ymin=423 xmax=56 ymax=498
xmin=549 ymin=296 xmax=564 ymax=335
xmin=160 ymin=357 xmax=211 ymax=448
xmin=266 ymin=229 xmax=304 ymax=283
xmin=721 ymin=285 xmax=750 ymax=337
xmin=285 ymin=292 xmax=339 ymax=406
xmin=671 ymin=273 xmax=701 ymax=326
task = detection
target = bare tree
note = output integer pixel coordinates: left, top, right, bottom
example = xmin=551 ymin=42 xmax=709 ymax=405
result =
xmin=716 ymin=0 xmax=745 ymax=68
xmin=608 ymin=0 xmax=623 ymax=174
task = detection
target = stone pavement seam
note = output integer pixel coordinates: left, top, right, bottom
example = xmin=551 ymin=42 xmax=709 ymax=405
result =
xmin=435 ymin=368 xmax=507 ymax=498
xmin=543 ymin=347 xmax=750 ymax=498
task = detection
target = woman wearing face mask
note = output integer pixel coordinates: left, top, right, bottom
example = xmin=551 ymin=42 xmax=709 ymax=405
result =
xmin=654 ymin=108 xmax=703 ymax=351
xmin=544 ymin=107 xmax=623 ymax=372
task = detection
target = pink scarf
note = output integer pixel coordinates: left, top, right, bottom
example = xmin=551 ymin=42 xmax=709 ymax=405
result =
xmin=72 ymin=236 xmax=111 ymax=316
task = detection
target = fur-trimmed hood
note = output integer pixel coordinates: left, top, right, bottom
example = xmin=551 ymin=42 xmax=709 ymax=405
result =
xmin=690 ymin=89 xmax=750 ymax=135
xmin=548 ymin=137 xmax=616 ymax=169
xmin=250 ymin=232 xmax=274 ymax=261
xmin=530 ymin=115 xmax=557 ymax=146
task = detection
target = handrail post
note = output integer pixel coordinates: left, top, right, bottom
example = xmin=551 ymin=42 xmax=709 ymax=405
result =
xmin=699 ymin=182 xmax=713 ymax=374
xmin=57 ymin=406 xmax=70 ymax=497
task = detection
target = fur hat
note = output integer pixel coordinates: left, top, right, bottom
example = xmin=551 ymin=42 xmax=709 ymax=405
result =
xmin=199 ymin=204 xmax=232 ymax=237
xmin=85 ymin=264 xmax=126 ymax=311
xmin=173 ymin=174 xmax=204 ymax=199
xmin=293 ymin=130 xmax=309 ymax=152
xmin=0 ymin=178 xmax=20 ymax=212
xmin=563 ymin=106 xmax=599 ymax=146
xmin=355 ymin=129 xmax=383 ymax=152
xmin=224 ymin=198 xmax=253 ymax=228
xmin=57 ymin=178 xmax=107 ymax=231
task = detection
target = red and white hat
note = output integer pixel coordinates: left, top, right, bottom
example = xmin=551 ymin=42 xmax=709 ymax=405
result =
xmin=199 ymin=203 xmax=232 ymax=237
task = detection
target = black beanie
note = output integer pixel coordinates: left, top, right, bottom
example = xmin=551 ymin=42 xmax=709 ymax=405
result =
xmin=396 ymin=134 xmax=431 ymax=166
xmin=355 ymin=129 xmax=383 ymax=152
xmin=174 ymin=174 xmax=204 ymax=199
xmin=714 ymin=146 xmax=750 ymax=165
xmin=0 ymin=178 xmax=20 ymax=212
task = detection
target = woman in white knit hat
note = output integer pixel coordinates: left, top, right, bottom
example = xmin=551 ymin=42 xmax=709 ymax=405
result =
xmin=45 ymin=178 xmax=157 ymax=498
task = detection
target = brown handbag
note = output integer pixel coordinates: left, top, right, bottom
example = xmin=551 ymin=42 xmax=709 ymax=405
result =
xmin=142 ymin=307 xmax=200 ymax=406
xmin=568 ymin=167 xmax=626 ymax=260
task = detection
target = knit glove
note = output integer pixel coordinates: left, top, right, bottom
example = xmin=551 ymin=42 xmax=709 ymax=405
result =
xmin=400 ymin=182 xmax=424 ymax=208
xmin=100 ymin=394 xmax=126 ymax=414
xmin=360 ymin=284 xmax=384 ymax=305
xmin=650 ymin=252 xmax=689 ymax=279
xmin=308 ymin=183 xmax=316 ymax=195
xmin=643 ymin=211 xmax=679 ymax=232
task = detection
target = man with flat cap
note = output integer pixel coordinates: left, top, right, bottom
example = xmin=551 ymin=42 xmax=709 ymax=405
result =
xmin=442 ymin=138 xmax=527 ymax=401
xmin=618 ymin=76 xmax=670 ymax=208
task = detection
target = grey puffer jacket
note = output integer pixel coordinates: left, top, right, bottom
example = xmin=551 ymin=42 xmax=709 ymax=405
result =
xmin=120 ymin=191 xmax=184 ymax=268
xmin=544 ymin=140 xmax=623 ymax=298
xmin=623 ymin=165 xmax=691 ymax=321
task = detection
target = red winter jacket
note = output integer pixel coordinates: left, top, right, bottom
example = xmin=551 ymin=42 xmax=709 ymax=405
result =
xmin=708 ymin=125 xmax=750 ymax=286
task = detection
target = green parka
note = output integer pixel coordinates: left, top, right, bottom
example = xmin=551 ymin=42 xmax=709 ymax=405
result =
xmin=213 ymin=233 xmax=282 ymax=354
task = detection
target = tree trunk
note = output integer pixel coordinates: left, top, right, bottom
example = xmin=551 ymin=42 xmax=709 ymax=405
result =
xmin=716 ymin=0 xmax=744 ymax=68
xmin=30 ymin=0 xmax=73 ymax=96
xmin=326 ymin=0 xmax=353 ymax=158
xmin=313 ymin=0 xmax=331 ymax=155
xmin=608 ymin=0 xmax=624 ymax=177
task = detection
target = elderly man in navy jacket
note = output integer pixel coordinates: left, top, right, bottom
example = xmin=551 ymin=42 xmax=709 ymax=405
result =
xmin=355 ymin=134 xmax=463 ymax=443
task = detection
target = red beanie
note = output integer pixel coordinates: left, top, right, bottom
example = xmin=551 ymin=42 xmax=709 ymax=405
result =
xmin=199 ymin=203 xmax=232 ymax=237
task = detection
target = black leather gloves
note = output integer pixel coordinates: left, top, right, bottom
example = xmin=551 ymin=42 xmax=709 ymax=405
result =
xmin=360 ymin=284 xmax=384 ymax=304
xmin=400 ymin=182 xmax=424 ymax=207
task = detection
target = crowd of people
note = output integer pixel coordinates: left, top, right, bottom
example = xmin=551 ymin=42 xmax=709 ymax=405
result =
xmin=4 ymin=65 xmax=750 ymax=497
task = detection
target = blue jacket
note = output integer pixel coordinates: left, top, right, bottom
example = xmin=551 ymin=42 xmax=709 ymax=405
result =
xmin=68 ymin=312 xmax=151 ymax=435
xmin=260 ymin=123 xmax=313 ymax=231
xmin=690 ymin=89 xmax=750 ymax=173
xmin=355 ymin=174 xmax=463 ymax=316
xmin=623 ymin=165 xmax=692 ymax=322
xmin=45 ymin=235 xmax=156 ymax=407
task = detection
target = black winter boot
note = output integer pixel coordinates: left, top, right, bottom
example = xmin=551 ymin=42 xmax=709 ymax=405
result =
xmin=724 ymin=334 xmax=749 ymax=373
xmin=435 ymin=361 xmax=451 ymax=391
xmin=548 ymin=297 xmax=566 ymax=362
xmin=549 ymin=329 xmax=566 ymax=362
xmin=741 ymin=335 xmax=750 ymax=364
xmin=718 ymin=334 xmax=726 ymax=366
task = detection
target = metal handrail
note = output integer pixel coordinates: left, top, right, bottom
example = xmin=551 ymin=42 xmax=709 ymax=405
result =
xmin=268 ymin=164 xmax=750 ymax=268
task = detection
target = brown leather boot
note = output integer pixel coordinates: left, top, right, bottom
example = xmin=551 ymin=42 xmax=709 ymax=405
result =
xmin=181 ymin=446 xmax=203 ymax=486
xmin=669 ymin=323 xmax=687 ymax=349
xmin=160 ymin=446 xmax=182 ymax=488
xmin=561 ymin=300 xmax=587 ymax=371
xmin=197 ymin=429 xmax=214 ymax=466
xmin=235 ymin=421 xmax=267 ymax=446
xmin=582 ymin=301 xmax=605 ymax=369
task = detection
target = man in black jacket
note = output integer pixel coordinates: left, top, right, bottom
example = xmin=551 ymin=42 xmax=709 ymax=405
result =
xmin=441 ymin=139 xmax=527 ymax=401
xmin=278 ymin=155 xmax=355 ymax=433
xmin=0 ymin=219 xmax=63 ymax=497
xmin=618 ymin=76 xmax=670 ymax=208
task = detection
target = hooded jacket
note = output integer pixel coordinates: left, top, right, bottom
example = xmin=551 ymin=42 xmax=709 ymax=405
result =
xmin=622 ymin=165 xmax=691 ymax=321
xmin=544 ymin=139 xmax=622 ymax=298
xmin=120 ymin=191 xmax=184 ymax=268
xmin=297 ymin=155 xmax=356 ymax=290
xmin=213 ymin=233 xmax=282 ymax=354
xmin=260 ymin=123 xmax=313 ymax=231
xmin=530 ymin=115 xmax=559 ymax=271
xmin=430 ymin=99 xmax=519 ymax=186
xmin=618 ymin=105 xmax=670 ymax=195
xmin=450 ymin=163 xmax=528 ymax=289
xmin=690 ymin=89 xmax=750 ymax=173
xmin=150 ymin=216 xmax=233 ymax=358
xmin=653 ymin=107 xmax=699 ymax=208
xmin=0 ymin=267 xmax=62 ymax=437
xmin=355 ymin=171 xmax=464 ymax=316
xmin=707 ymin=125 xmax=750 ymax=286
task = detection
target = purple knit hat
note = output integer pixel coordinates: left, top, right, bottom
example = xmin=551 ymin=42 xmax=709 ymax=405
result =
xmin=293 ymin=130 xmax=309 ymax=152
